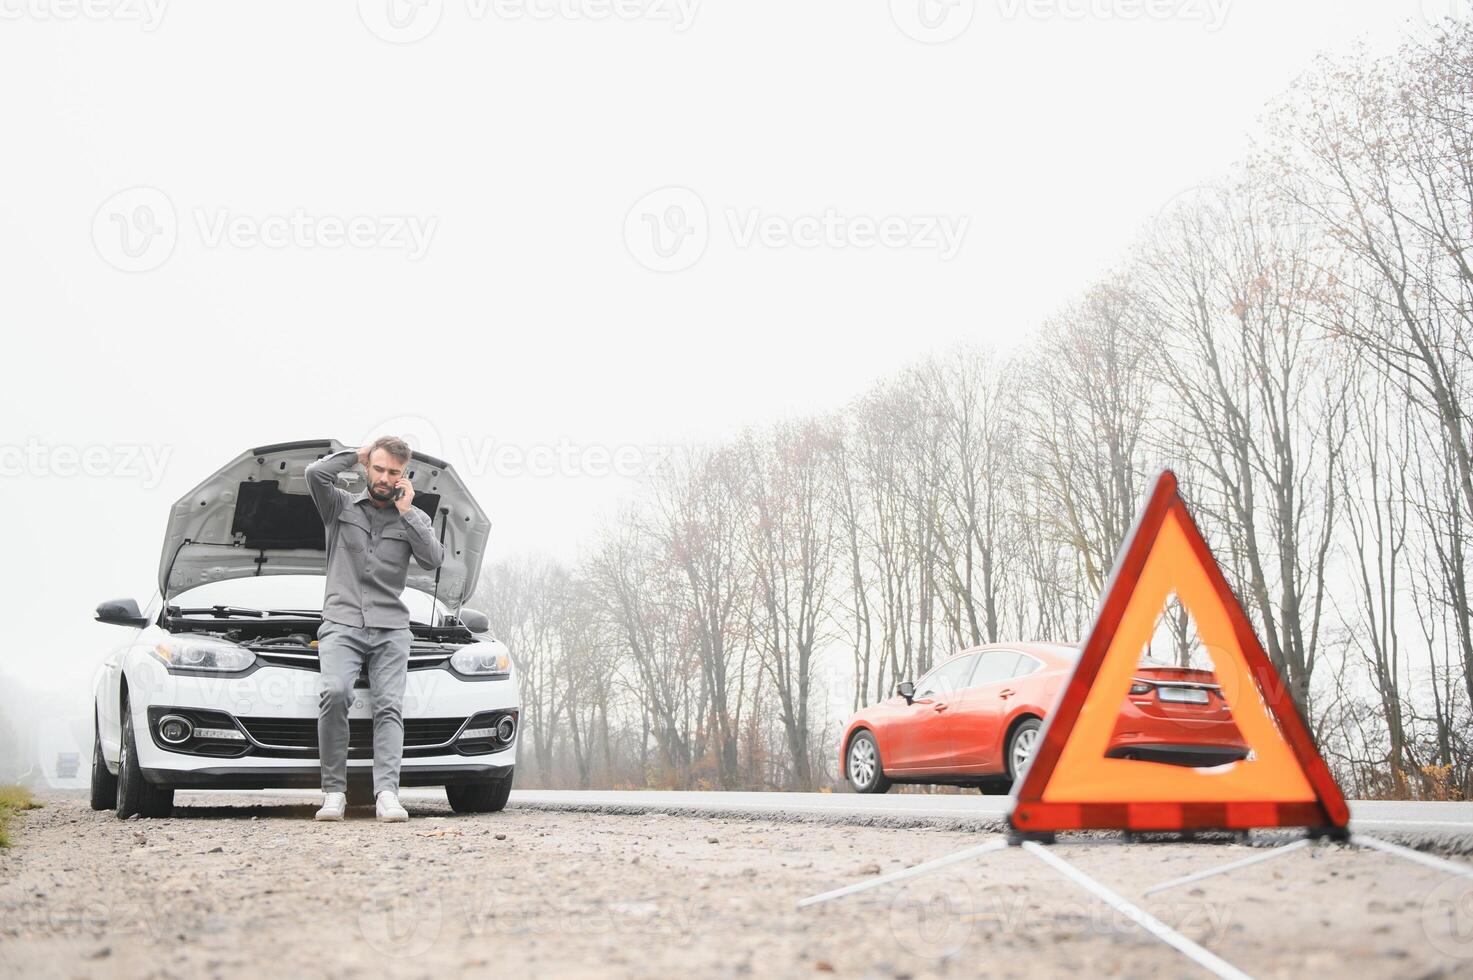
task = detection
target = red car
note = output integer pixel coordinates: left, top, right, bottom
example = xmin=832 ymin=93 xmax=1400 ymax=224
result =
xmin=839 ymin=643 xmax=1249 ymax=793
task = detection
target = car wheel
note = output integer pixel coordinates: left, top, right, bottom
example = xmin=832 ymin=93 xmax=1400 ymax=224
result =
xmin=445 ymin=770 xmax=514 ymax=814
xmin=846 ymin=731 xmax=892 ymax=794
xmin=89 ymin=711 xmax=117 ymax=811
xmin=1006 ymin=717 xmax=1043 ymax=784
xmin=115 ymin=696 xmax=174 ymax=819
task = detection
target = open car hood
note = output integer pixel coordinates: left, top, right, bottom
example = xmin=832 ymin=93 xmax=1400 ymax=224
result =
xmin=158 ymin=439 xmax=490 ymax=611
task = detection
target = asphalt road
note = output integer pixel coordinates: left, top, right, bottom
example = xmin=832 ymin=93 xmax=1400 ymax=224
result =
xmin=288 ymin=788 xmax=1473 ymax=847
xmin=501 ymin=790 xmax=1473 ymax=832
xmin=12 ymin=791 xmax=1473 ymax=978
xmin=224 ymin=787 xmax=1473 ymax=855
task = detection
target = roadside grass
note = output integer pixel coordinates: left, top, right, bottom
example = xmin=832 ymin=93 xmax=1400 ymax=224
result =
xmin=0 ymin=785 xmax=42 ymax=848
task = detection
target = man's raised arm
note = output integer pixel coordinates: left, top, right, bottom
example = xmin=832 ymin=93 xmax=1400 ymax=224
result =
xmin=304 ymin=447 xmax=361 ymax=524
xmin=400 ymin=507 xmax=445 ymax=571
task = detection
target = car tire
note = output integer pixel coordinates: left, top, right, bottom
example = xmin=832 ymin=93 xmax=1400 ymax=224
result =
xmin=446 ymin=770 xmax=514 ymax=814
xmin=89 ymin=712 xmax=117 ymax=811
xmin=115 ymin=696 xmax=174 ymax=819
xmin=1006 ymin=717 xmax=1043 ymax=785
xmin=846 ymin=731 xmax=892 ymax=794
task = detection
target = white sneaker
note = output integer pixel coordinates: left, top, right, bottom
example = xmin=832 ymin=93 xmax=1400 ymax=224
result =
xmin=314 ymin=792 xmax=346 ymax=822
xmin=376 ymin=791 xmax=408 ymax=823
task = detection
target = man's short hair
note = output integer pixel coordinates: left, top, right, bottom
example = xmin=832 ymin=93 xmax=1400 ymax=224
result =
xmin=367 ymin=435 xmax=412 ymax=464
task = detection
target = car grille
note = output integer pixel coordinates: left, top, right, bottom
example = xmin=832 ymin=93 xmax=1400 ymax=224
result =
xmin=253 ymin=651 xmax=453 ymax=674
xmin=237 ymin=716 xmax=466 ymax=758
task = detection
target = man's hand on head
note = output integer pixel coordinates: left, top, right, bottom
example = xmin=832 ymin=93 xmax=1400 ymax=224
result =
xmin=394 ymin=477 xmax=415 ymax=515
xmin=357 ymin=446 xmax=371 ymax=468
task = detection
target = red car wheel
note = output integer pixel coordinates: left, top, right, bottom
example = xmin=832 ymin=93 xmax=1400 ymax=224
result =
xmin=847 ymin=731 xmax=892 ymax=794
xmin=1007 ymin=718 xmax=1043 ymax=782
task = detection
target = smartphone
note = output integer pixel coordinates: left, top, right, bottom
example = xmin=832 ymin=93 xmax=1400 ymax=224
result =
xmin=391 ymin=485 xmax=404 ymax=501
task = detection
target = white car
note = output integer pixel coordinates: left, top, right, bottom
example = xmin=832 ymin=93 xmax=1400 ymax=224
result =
xmin=89 ymin=439 xmax=517 ymax=818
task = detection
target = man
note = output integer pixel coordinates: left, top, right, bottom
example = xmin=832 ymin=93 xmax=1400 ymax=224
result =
xmin=305 ymin=437 xmax=445 ymax=822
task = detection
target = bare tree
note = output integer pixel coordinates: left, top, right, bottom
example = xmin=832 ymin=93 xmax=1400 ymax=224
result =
xmin=586 ymin=510 xmax=698 ymax=785
xmin=1021 ymin=282 xmax=1154 ymax=594
xmin=557 ymin=577 xmax=617 ymax=789
xmin=1337 ymin=363 xmax=1413 ymax=792
xmin=472 ymin=555 xmax=571 ymax=785
xmin=916 ymin=347 xmax=1018 ymax=647
xmin=647 ymin=446 xmax=754 ymax=789
xmin=736 ymin=420 xmax=839 ymax=790
xmin=1135 ymin=175 xmax=1347 ymax=709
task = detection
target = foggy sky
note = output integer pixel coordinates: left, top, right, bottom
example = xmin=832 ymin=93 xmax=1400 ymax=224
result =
xmin=0 ymin=0 xmax=1446 ymax=726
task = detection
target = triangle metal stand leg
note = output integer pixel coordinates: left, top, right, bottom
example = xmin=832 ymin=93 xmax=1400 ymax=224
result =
xmin=796 ymin=830 xmax=1470 ymax=978
xmin=794 ymin=839 xmax=1010 ymax=909
xmin=1143 ymin=837 xmax=1310 ymax=896
xmin=1349 ymin=834 xmax=1473 ymax=878
xmin=1021 ymin=841 xmax=1254 ymax=980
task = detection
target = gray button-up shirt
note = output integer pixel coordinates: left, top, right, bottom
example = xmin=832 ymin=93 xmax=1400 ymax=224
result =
xmin=305 ymin=449 xmax=446 ymax=629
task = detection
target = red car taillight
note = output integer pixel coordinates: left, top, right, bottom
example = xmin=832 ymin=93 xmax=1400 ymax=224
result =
xmin=1128 ymin=681 xmax=1153 ymax=695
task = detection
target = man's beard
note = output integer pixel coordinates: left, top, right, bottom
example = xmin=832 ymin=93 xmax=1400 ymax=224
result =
xmin=369 ymin=484 xmax=394 ymax=500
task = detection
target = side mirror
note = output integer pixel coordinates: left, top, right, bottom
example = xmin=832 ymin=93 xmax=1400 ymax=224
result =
xmin=459 ymin=608 xmax=490 ymax=634
xmin=96 ymin=598 xmax=148 ymax=628
xmin=897 ymin=680 xmax=915 ymax=705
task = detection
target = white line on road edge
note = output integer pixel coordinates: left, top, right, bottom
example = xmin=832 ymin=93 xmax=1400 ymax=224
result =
xmin=1351 ymin=834 xmax=1473 ymax=878
xmin=1021 ymin=842 xmax=1253 ymax=980
xmin=516 ymin=800 xmax=1008 ymax=819
xmin=795 ymin=839 xmax=1009 ymax=909
xmin=1143 ymin=839 xmax=1310 ymax=896
xmin=1351 ymin=819 xmax=1473 ymax=829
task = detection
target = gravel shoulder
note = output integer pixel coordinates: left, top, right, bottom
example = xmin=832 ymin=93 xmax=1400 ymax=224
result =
xmin=2 ymin=790 xmax=1471 ymax=978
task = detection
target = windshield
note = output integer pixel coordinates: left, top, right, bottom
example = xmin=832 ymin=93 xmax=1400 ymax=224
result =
xmin=169 ymin=575 xmax=454 ymax=625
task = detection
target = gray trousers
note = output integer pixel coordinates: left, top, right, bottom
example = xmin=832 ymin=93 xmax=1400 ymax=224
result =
xmin=316 ymin=620 xmax=412 ymax=796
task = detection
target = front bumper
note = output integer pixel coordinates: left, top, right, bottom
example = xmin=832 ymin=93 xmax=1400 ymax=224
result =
xmin=125 ymin=659 xmax=519 ymax=786
xmin=143 ymin=762 xmax=513 ymax=789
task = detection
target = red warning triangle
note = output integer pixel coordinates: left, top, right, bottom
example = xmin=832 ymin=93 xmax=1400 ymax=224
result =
xmin=1008 ymin=470 xmax=1350 ymax=834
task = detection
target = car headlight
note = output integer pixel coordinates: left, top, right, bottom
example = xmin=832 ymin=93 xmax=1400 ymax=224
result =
xmin=450 ymin=644 xmax=511 ymax=677
xmin=151 ymin=638 xmax=256 ymax=673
